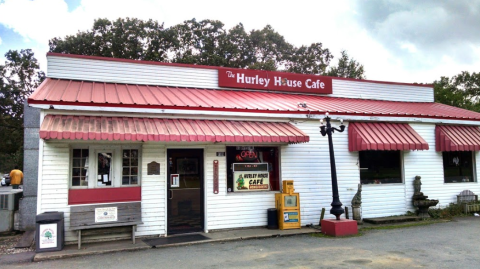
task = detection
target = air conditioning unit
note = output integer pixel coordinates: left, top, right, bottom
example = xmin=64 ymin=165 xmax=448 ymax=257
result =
xmin=0 ymin=192 xmax=23 ymax=232
xmin=0 ymin=192 xmax=22 ymax=211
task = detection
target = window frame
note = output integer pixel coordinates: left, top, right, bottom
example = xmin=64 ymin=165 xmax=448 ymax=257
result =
xmin=358 ymin=150 xmax=404 ymax=185
xmin=69 ymin=144 xmax=141 ymax=189
xmin=69 ymin=147 xmax=90 ymax=189
xmin=442 ymin=151 xmax=477 ymax=184
xmin=121 ymin=148 xmax=140 ymax=186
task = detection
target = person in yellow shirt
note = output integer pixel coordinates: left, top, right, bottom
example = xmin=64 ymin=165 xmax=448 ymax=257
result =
xmin=10 ymin=166 xmax=24 ymax=189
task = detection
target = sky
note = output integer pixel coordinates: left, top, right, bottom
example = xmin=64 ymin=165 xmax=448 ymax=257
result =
xmin=0 ymin=0 xmax=479 ymax=84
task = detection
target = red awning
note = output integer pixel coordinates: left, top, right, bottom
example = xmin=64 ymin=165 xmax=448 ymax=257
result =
xmin=39 ymin=115 xmax=309 ymax=143
xmin=28 ymin=78 xmax=480 ymax=122
xmin=348 ymin=122 xmax=429 ymax=151
xmin=436 ymin=125 xmax=480 ymax=151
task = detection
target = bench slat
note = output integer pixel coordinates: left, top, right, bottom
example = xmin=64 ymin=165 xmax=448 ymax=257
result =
xmin=69 ymin=202 xmax=142 ymax=250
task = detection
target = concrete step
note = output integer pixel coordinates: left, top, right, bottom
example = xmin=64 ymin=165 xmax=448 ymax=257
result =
xmin=363 ymin=216 xmax=421 ymax=224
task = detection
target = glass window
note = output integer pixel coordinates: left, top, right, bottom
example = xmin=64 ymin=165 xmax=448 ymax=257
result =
xmin=97 ymin=152 xmax=113 ymax=186
xmin=122 ymin=149 xmax=139 ymax=185
xmin=359 ymin=151 xmax=402 ymax=184
xmin=226 ymin=146 xmax=279 ymax=192
xmin=443 ymin=151 xmax=475 ymax=183
xmin=70 ymin=146 xmax=141 ymax=188
xmin=72 ymin=149 xmax=89 ymax=187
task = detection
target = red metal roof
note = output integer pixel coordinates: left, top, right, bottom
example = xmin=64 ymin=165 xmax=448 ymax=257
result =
xmin=29 ymin=78 xmax=480 ymax=121
xmin=348 ymin=122 xmax=429 ymax=151
xmin=435 ymin=125 xmax=480 ymax=151
xmin=39 ymin=115 xmax=309 ymax=143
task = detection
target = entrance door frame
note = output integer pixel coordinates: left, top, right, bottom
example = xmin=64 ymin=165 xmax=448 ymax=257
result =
xmin=165 ymin=147 xmax=206 ymax=235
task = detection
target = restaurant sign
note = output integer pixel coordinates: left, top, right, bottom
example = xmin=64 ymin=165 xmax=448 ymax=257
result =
xmin=218 ymin=68 xmax=332 ymax=94
xmin=233 ymin=163 xmax=269 ymax=192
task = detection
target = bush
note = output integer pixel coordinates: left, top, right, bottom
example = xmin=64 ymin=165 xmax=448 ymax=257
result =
xmin=428 ymin=203 xmax=464 ymax=219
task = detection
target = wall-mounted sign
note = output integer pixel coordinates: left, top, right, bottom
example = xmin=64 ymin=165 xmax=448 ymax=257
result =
xmin=233 ymin=163 xmax=269 ymax=192
xmin=213 ymin=160 xmax=219 ymax=194
xmin=218 ymin=68 xmax=332 ymax=94
xmin=283 ymin=211 xmax=299 ymax=223
xmin=39 ymin=223 xmax=57 ymax=249
xmin=171 ymin=174 xmax=180 ymax=187
xmin=233 ymin=163 xmax=268 ymax=171
xmin=147 ymin=161 xmax=160 ymax=175
xmin=95 ymin=207 xmax=118 ymax=223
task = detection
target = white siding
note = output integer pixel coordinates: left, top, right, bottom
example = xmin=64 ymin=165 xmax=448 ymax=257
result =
xmin=405 ymin=124 xmax=480 ymax=209
xmin=205 ymin=145 xmax=276 ymax=230
xmin=47 ymin=56 xmax=218 ymax=89
xmin=331 ymin=79 xmax=433 ymax=102
xmin=138 ymin=143 xmax=166 ymax=236
xmin=38 ymin=141 xmax=166 ymax=243
xmin=38 ymin=142 xmax=75 ymax=241
xmin=47 ymin=56 xmax=433 ymax=103
xmin=281 ymin=121 xmax=360 ymax=224
xmin=37 ymin=117 xmax=480 ymax=238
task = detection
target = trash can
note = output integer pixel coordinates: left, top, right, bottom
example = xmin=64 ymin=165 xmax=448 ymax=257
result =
xmin=35 ymin=211 xmax=64 ymax=253
xmin=267 ymin=208 xmax=278 ymax=229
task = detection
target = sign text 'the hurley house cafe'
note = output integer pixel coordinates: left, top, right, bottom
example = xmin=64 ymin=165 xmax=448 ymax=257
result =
xmin=218 ymin=68 xmax=333 ymax=94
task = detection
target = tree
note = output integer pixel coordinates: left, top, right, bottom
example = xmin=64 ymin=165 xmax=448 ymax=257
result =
xmin=434 ymin=71 xmax=480 ymax=112
xmin=327 ymin=50 xmax=366 ymax=79
xmin=0 ymin=49 xmax=45 ymax=171
xmin=49 ymin=18 xmax=346 ymax=76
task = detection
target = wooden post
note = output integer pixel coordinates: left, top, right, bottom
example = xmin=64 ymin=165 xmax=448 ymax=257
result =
xmin=319 ymin=208 xmax=326 ymax=226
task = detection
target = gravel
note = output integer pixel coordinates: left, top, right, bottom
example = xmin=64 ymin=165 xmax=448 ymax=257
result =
xmin=0 ymin=233 xmax=35 ymax=255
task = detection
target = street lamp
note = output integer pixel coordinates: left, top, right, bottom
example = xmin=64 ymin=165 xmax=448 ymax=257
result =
xmin=320 ymin=112 xmax=345 ymax=220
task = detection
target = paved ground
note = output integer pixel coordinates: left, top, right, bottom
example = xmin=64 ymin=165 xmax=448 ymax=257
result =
xmin=2 ymin=217 xmax=480 ymax=269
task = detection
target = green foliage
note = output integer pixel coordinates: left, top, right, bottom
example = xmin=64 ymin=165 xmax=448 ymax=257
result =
xmin=0 ymin=49 xmax=45 ymax=171
xmin=327 ymin=50 xmax=366 ymax=79
xmin=428 ymin=203 xmax=465 ymax=219
xmin=50 ymin=18 xmax=354 ymax=76
xmin=434 ymin=71 xmax=480 ymax=112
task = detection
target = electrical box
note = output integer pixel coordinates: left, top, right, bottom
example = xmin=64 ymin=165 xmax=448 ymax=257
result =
xmin=275 ymin=180 xmax=301 ymax=230
xmin=0 ymin=191 xmax=23 ymax=232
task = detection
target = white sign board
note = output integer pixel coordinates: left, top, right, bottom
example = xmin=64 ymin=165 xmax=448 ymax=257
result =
xmin=171 ymin=174 xmax=180 ymax=187
xmin=95 ymin=207 xmax=118 ymax=223
xmin=39 ymin=223 xmax=57 ymax=249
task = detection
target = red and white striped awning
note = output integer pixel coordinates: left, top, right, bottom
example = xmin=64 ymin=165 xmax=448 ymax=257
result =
xmin=39 ymin=115 xmax=309 ymax=143
xmin=348 ymin=122 xmax=429 ymax=151
xmin=436 ymin=125 xmax=480 ymax=151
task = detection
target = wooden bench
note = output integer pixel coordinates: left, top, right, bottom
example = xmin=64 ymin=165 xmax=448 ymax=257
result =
xmin=457 ymin=190 xmax=480 ymax=214
xmin=70 ymin=202 xmax=142 ymax=249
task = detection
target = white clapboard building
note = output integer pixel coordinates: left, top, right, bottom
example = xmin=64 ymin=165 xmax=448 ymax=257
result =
xmin=28 ymin=53 xmax=480 ymax=243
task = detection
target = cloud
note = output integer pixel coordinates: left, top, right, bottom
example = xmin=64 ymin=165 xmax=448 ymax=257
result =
xmin=352 ymin=0 xmax=480 ymax=70
xmin=0 ymin=0 xmax=173 ymax=48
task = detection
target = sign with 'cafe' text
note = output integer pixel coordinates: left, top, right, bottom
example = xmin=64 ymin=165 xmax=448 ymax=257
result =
xmin=218 ymin=68 xmax=332 ymax=94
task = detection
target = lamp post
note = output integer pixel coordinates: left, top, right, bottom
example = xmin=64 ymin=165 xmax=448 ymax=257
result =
xmin=320 ymin=112 xmax=345 ymax=220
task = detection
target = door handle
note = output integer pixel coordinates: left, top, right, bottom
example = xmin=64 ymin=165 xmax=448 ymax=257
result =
xmin=169 ymin=190 xmax=173 ymax=200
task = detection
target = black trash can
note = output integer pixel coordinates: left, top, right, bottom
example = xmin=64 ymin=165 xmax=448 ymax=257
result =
xmin=267 ymin=208 xmax=278 ymax=229
xmin=35 ymin=211 xmax=64 ymax=253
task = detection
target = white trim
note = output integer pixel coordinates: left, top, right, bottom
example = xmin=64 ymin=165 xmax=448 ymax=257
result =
xmin=164 ymin=148 xmax=168 ymax=236
xmin=30 ymin=104 xmax=480 ymax=126
xmin=36 ymin=111 xmax=45 ymax=214
xmin=203 ymin=148 xmax=208 ymax=233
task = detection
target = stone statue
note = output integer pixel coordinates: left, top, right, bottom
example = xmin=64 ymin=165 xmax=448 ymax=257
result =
xmin=351 ymin=184 xmax=362 ymax=207
xmin=413 ymin=175 xmax=422 ymax=195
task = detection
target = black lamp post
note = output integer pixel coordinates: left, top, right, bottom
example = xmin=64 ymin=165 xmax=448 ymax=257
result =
xmin=320 ymin=112 xmax=345 ymax=220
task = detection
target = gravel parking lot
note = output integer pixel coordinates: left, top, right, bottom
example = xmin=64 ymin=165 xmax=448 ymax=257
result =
xmin=2 ymin=217 xmax=480 ymax=269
